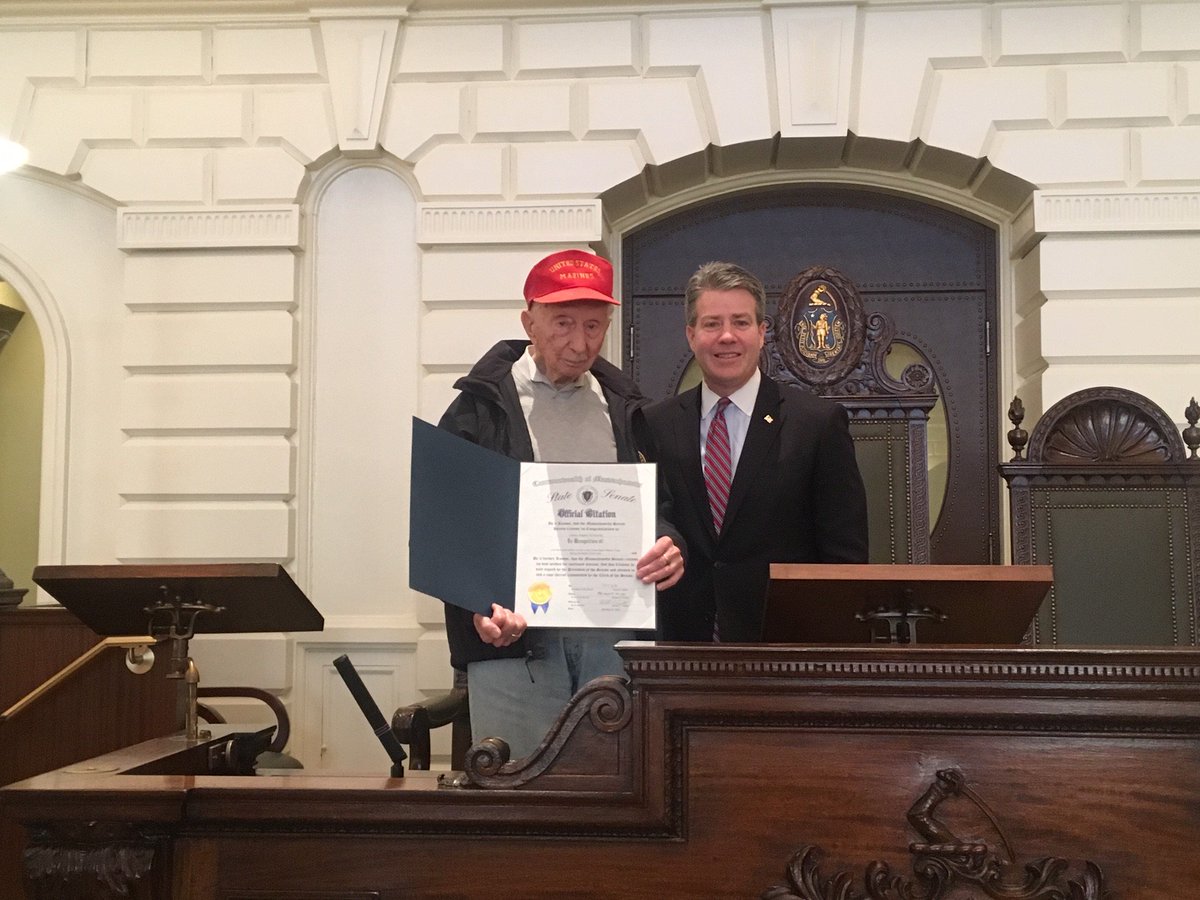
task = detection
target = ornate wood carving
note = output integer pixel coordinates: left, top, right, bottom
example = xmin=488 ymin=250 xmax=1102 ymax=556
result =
xmin=622 ymin=648 xmax=1200 ymax=681
xmin=450 ymin=676 xmax=633 ymax=790
xmin=1184 ymin=398 xmax=1200 ymax=460
xmin=763 ymin=769 xmax=1110 ymax=900
xmin=1006 ymin=397 xmax=1029 ymax=462
xmin=1013 ymin=387 xmax=1187 ymax=465
xmin=23 ymin=822 xmax=159 ymax=900
xmin=765 ymin=266 xmax=934 ymax=400
xmin=5 ymin=645 xmax=1200 ymax=896
xmin=772 ymin=266 xmax=867 ymax=388
xmin=763 ymin=265 xmax=938 ymax=564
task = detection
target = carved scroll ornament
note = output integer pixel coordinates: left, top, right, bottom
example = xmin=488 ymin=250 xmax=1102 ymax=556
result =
xmin=445 ymin=675 xmax=633 ymax=790
xmin=763 ymin=769 xmax=1110 ymax=900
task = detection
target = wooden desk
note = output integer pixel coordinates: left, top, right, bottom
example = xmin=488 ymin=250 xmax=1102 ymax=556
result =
xmin=3 ymin=642 xmax=1200 ymax=899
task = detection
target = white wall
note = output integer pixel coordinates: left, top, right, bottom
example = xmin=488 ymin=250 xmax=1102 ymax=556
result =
xmin=2 ymin=0 xmax=1199 ymax=767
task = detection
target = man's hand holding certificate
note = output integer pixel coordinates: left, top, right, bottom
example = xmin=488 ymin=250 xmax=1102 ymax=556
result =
xmin=409 ymin=419 xmax=682 ymax=630
xmin=515 ymin=463 xmax=656 ymax=629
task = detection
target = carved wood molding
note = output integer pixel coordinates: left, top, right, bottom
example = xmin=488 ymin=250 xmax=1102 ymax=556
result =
xmin=1005 ymin=472 xmax=1200 ymax=488
xmin=765 ymin=843 xmax=1108 ymax=900
xmin=669 ymin=709 xmax=1200 ymax=737
xmin=843 ymin=401 xmax=938 ymax=420
xmin=624 ymin=654 xmax=1200 ymax=682
xmin=24 ymin=822 xmax=160 ymax=900
xmin=907 ymin=418 xmax=931 ymax=564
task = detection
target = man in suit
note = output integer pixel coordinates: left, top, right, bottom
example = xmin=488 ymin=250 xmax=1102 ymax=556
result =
xmin=645 ymin=261 xmax=868 ymax=642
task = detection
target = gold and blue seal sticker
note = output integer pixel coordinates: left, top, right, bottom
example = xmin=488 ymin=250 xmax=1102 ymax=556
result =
xmin=528 ymin=581 xmax=552 ymax=614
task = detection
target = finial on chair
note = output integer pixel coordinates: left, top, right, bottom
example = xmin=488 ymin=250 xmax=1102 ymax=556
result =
xmin=1184 ymin=397 xmax=1200 ymax=460
xmin=1006 ymin=397 xmax=1029 ymax=461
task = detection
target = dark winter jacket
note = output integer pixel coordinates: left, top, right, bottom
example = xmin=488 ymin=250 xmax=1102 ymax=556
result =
xmin=438 ymin=340 xmax=681 ymax=670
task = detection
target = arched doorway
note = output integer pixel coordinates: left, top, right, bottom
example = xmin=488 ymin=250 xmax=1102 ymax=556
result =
xmin=0 ymin=277 xmax=43 ymax=596
xmin=619 ymin=184 xmax=1000 ymax=565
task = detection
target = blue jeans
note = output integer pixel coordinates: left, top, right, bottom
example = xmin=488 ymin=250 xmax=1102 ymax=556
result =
xmin=466 ymin=628 xmax=634 ymax=760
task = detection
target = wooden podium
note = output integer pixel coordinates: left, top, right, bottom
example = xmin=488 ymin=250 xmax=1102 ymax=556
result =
xmin=762 ymin=563 xmax=1053 ymax=644
xmin=3 ymin=640 xmax=1200 ymax=899
xmin=31 ymin=563 xmax=324 ymax=637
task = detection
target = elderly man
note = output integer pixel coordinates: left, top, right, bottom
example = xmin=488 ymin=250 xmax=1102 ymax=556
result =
xmin=438 ymin=249 xmax=684 ymax=759
xmin=644 ymin=261 xmax=868 ymax=643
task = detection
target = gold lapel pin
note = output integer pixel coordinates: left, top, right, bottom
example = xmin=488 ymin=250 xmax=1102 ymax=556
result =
xmin=764 ymin=414 xmax=774 ymax=424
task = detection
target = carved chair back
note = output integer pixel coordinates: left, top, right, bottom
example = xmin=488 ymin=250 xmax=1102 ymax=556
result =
xmin=1000 ymin=387 xmax=1200 ymax=645
xmin=764 ymin=265 xmax=936 ymax=564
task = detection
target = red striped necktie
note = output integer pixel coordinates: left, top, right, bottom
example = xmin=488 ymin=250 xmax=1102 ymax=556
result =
xmin=705 ymin=397 xmax=733 ymax=642
xmin=704 ymin=397 xmax=733 ymax=535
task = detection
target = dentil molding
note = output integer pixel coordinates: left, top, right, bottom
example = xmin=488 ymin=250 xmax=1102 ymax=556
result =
xmin=1033 ymin=189 xmax=1200 ymax=234
xmin=117 ymin=205 xmax=301 ymax=249
xmin=416 ymin=201 xmax=602 ymax=246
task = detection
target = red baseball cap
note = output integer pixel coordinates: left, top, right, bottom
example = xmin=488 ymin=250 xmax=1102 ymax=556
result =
xmin=523 ymin=250 xmax=617 ymax=306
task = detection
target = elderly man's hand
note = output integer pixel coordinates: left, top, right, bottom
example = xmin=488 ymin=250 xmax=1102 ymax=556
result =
xmin=473 ymin=603 xmax=528 ymax=647
xmin=636 ymin=535 xmax=684 ymax=591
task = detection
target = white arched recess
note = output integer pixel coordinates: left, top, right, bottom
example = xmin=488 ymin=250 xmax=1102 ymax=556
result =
xmin=0 ymin=173 xmax=122 ymax=586
xmin=288 ymin=158 xmax=427 ymax=772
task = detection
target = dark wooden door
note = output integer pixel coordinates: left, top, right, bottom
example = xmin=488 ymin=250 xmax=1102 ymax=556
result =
xmin=622 ymin=186 xmax=998 ymax=564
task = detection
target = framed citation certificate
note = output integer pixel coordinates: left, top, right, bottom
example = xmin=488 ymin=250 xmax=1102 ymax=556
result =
xmin=409 ymin=418 xmax=656 ymax=629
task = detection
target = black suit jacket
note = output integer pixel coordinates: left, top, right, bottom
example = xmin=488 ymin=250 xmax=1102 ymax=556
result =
xmin=644 ymin=376 xmax=869 ymax=642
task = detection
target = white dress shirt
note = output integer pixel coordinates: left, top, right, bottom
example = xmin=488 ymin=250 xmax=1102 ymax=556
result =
xmin=699 ymin=368 xmax=761 ymax=476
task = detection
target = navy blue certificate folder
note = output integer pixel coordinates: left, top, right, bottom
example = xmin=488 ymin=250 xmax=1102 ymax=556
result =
xmin=409 ymin=417 xmax=520 ymax=616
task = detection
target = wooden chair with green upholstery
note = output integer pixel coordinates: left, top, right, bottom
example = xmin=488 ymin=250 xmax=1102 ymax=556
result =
xmin=1000 ymin=387 xmax=1200 ymax=646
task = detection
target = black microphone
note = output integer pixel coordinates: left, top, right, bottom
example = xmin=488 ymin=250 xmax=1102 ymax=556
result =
xmin=333 ymin=654 xmax=407 ymax=777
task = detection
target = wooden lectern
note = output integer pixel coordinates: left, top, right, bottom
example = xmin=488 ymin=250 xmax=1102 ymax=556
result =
xmin=28 ymin=563 xmax=323 ymax=740
xmin=32 ymin=563 xmax=324 ymax=636
xmin=762 ymin=563 xmax=1053 ymax=644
